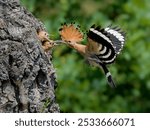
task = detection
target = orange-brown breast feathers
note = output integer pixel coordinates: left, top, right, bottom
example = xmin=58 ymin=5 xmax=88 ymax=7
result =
xmin=86 ymin=38 xmax=103 ymax=55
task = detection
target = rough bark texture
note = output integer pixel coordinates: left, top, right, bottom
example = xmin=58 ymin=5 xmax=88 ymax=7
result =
xmin=0 ymin=0 xmax=60 ymax=112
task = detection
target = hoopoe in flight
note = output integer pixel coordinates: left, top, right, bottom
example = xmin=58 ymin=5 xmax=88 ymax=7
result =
xmin=59 ymin=23 xmax=125 ymax=88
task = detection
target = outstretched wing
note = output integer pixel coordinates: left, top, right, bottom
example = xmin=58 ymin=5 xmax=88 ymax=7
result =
xmin=86 ymin=25 xmax=125 ymax=87
xmin=105 ymin=26 xmax=125 ymax=54
xmin=87 ymin=25 xmax=126 ymax=64
xmin=87 ymin=25 xmax=116 ymax=64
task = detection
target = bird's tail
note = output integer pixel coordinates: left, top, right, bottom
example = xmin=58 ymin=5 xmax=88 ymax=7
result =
xmin=98 ymin=63 xmax=116 ymax=88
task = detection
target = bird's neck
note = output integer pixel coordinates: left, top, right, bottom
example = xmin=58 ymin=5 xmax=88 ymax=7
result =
xmin=68 ymin=42 xmax=86 ymax=55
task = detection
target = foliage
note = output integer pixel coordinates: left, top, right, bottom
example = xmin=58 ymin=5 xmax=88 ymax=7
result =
xmin=21 ymin=0 xmax=150 ymax=112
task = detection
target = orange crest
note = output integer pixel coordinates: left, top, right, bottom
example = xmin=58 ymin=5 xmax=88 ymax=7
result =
xmin=59 ymin=23 xmax=83 ymax=43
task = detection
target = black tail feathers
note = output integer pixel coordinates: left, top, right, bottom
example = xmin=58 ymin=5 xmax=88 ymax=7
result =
xmin=105 ymin=72 xmax=116 ymax=88
xmin=99 ymin=62 xmax=116 ymax=88
xmin=87 ymin=56 xmax=116 ymax=88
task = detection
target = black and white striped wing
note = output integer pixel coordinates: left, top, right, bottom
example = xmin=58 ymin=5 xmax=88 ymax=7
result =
xmin=87 ymin=25 xmax=116 ymax=64
xmin=104 ymin=26 xmax=125 ymax=54
xmin=86 ymin=25 xmax=125 ymax=88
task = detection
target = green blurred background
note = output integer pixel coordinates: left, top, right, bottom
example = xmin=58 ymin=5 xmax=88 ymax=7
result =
xmin=21 ymin=0 xmax=150 ymax=112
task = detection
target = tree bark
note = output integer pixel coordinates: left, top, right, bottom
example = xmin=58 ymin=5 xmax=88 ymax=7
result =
xmin=0 ymin=0 xmax=60 ymax=112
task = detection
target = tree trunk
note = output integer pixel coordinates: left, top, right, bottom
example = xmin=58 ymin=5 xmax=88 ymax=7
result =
xmin=0 ymin=0 xmax=60 ymax=112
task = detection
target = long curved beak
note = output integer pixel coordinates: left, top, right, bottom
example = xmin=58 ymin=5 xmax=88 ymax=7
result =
xmin=52 ymin=40 xmax=68 ymax=45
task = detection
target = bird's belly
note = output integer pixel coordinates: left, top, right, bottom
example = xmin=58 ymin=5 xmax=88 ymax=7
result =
xmin=88 ymin=60 xmax=99 ymax=67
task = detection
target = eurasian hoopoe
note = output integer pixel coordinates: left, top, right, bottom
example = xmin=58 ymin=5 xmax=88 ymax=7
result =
xmin=59 ymin=23 xmax=126 ymax=88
